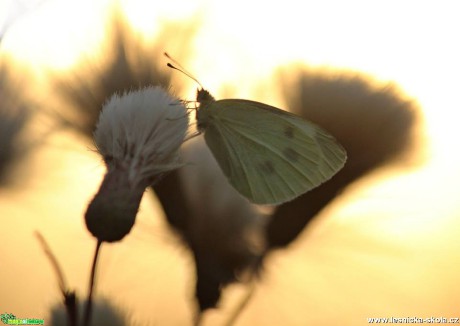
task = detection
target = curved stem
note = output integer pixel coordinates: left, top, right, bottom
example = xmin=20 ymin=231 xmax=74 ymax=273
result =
xmin=35 ymin=231 xmax=77 ymax=326
xmin=83 ymin=240 xmax=102 ymax=326
xmin=224 ymin=281 xmax=256 ymax=326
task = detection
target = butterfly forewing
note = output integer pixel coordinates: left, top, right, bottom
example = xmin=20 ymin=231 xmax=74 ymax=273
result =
xmin=202 ymin=99 xmax=346 ymax=205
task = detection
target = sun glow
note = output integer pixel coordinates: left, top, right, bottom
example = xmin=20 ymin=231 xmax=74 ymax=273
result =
xmin=1 ymin=0 xmax=460 ymax=325
xmin=0 ymin=0 xmax=112 ymax=69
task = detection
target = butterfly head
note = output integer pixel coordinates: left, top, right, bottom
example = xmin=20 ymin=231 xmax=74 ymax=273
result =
xmin=195 ymin=88 xmax=216 ymax=132
xmin=196 ymin=88 xmax=215 ymax=106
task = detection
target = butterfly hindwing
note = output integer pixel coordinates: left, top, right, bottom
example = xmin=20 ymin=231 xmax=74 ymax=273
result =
xmin=202 ymin=99 xmax=346 ymax=204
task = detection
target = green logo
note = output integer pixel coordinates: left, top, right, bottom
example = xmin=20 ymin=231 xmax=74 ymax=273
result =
xmin=0 ymin=313 xmax=44 ymax=325
xmin=0 ymin=314 xmax=15 ymax=324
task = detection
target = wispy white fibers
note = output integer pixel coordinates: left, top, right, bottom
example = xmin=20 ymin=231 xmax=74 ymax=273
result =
xmin=86 ymin=86 xmax=188 ymax=242
xmin=94 ymin=86 xmax=188 ymax=187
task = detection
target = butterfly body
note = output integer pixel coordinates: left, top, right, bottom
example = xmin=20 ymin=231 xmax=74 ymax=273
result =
xmin=195 ymin=88 xmax=347 ymax=205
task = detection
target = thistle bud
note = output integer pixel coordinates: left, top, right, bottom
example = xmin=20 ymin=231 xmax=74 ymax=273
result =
xmin=85 ymin=86 xmax=188 ymax=242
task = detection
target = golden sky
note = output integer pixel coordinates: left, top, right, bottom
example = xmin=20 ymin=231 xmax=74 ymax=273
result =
xmin=1 ymin=0 xmax=460 ymax=325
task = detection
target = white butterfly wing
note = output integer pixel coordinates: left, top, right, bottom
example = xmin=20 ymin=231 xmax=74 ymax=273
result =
xmin=202 ymin=99 xmax=347 ymax=205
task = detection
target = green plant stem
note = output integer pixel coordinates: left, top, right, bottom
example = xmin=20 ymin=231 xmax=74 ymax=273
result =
xmin=83 ymin=240 xmax=102 ymax=326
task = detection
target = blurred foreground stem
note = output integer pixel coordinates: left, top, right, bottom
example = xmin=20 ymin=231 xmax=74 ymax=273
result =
xmin=83 ymin=240 xmax=102 ymax=326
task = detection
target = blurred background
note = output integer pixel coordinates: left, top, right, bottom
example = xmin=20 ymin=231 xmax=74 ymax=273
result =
xmin=1 ymin=0 xmax=460 ymax=325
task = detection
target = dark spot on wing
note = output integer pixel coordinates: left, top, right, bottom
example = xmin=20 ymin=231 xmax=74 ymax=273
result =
xmin=284 ymin=126 xmax=295 ymax=139
xmin=283 ymin=148 xmax=300 ymax=162
xmin=259 ymin=161 xmax=275 ymax=174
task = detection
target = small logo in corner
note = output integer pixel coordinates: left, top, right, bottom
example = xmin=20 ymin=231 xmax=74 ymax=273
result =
xmin=1 ymin=314 xmax=15 ymax=324
xmin=1 ymin=313 xmax=44 ymax=325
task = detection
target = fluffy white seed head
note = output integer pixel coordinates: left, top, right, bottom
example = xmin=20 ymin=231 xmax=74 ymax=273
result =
xmin=94 ymin=86 xmax=188 ymax=187
xmin=85 ymin=86 xmax=188 ymax=242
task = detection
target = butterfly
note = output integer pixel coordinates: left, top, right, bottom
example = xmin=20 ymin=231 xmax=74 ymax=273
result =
xmin=194 ymin=87 xmax=347 ymax=205
xmin=165 ymin=54 xmax=346 ymax=205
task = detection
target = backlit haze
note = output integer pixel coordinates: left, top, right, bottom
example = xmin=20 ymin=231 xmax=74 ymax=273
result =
xmin=1 ymin=0 xmax=459 ymax=325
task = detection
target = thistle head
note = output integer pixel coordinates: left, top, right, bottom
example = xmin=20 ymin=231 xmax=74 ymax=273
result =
xmin=85 ymin=86 xmax=188 ymax=242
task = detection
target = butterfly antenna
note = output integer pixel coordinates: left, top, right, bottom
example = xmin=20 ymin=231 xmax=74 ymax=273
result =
xmin=164 ymin=52 xmax=204 ymax=88
xmin=164 ymin=52 xmax=188 ymax=71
